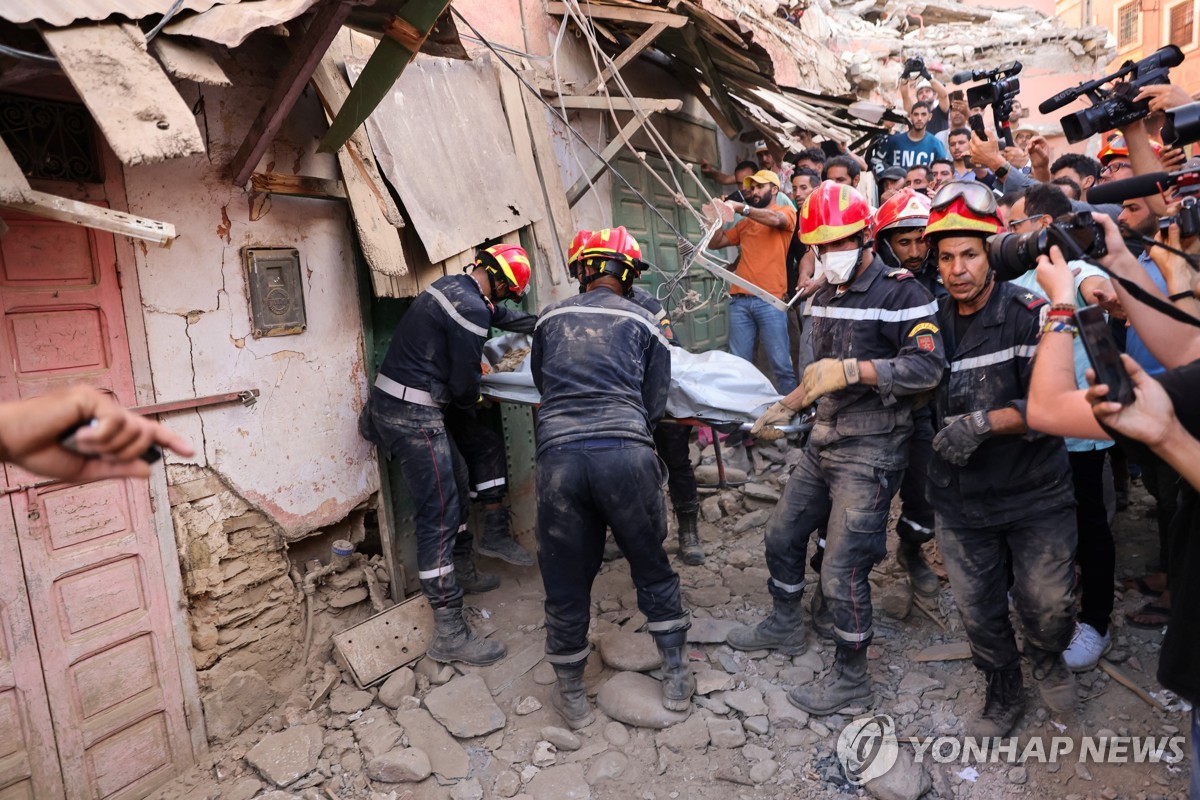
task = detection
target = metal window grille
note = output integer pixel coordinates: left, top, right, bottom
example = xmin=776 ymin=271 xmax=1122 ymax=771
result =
xmin=0 ymin=93 xmax=101 ymax=183
xmin=1118 ymin=2 xmax=1140 ymax=47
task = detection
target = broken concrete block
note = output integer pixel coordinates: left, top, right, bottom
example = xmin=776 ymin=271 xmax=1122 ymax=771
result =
xmin=366 ymin=747 xmax=432 ymax=783
xmin=527 ymin=763 xmax=591 ymax=799
xmin=378 ymin=667 xmax=416 ymax=709
xmin=425 ymin=673 xmax=506 ymax=738
xmin=595 ymin=672 xmax=690 ymax=729
xmin=394 ymin=708 xmax=469 ymax=779
xmin=244 ymin=724 xmax=323 ymax=787
xmin=328 ymin=685 xmax=373 ymax=714
xmin=203 ymin=670 xmax=281 ymax=741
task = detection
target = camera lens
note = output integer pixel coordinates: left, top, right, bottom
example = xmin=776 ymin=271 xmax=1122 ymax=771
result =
xmin=987 ymin=232 xmax=1042 ymax=282
xmin=1162 ymin=101 xmax=1200 ymax=148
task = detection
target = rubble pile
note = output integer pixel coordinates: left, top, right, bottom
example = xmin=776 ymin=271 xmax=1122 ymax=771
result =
xmin=154 ymin=440 xmax=1191 ymax=800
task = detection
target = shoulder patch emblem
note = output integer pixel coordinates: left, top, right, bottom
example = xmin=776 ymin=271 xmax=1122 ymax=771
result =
xmin=916 ymin=334 xmax=936 ymax=351
xmin=1019 ymin=291 xmax=1047 ymax=310
xmin=886 ymin=268 xmax=914 ymax=280
xmin=907 ymin=321 xmax=940 ymax=337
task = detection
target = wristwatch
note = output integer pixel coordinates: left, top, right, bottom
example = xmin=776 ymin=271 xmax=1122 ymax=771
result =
xmin=741 ymin=203 xmax=750 ymax=215
xmin=994 ymin=162 xmax=1012 ymax=180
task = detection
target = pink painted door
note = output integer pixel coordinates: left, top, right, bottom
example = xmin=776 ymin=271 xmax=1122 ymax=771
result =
xmin=0 ymin=210 xmax=192 ymax=799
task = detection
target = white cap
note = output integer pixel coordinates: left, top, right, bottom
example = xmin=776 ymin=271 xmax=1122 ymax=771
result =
xmin=915 ymin=78 xmax=932 ymax=90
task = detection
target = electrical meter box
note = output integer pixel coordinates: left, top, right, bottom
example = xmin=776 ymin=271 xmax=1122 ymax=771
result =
xmin=245 ymin=247 xmax=306 ymax=337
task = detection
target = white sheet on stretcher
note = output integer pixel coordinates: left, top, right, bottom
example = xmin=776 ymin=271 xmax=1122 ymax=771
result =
xmin=480 ymin=333 xmax=782 ymax=424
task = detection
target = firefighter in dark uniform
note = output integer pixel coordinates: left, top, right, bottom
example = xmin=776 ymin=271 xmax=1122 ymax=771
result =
xmin=727 ymin=181 xmax=945 ymax=716
xmin=923 ymin=182 xmax=1078 ymax=735
xmin=534 ymin=227 xmax=693 ymax=729
xmin=445 ymin=300 xmax=538 ymax=568
xmin=362 ymin=244 xmax=532 ymax=666
xmin=567 ymin=230 xmax=704 ymax=566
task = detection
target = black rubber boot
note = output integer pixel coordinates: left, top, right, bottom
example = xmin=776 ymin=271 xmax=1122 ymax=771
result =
xmin=726 ymin=597 xmax=808 ymax=655
xmin=896 ymin=536 xmax=940 ymax=598
xmin=676 ymin=504 xmax=705 ymax=566
xmin=551 ymin=662 xmax=594 ymax=729
xmin=1028 ymin=645 xmax=1078 ymax=714
xmin=477 ymin=506 xmax=535 ymax=567
xmin=427 ymin=606 xmax=506 ymax=666
xmin=810 ymin=582 xmax=834 ymax=642
xmin=653 ymin=630 xmax=696 ymax=711
xmin=453 ymin=555 xmax=500 ymax=594
xmin=968 ymin=668 xmax=1025 ymax=738
xmin=787 ymin=645 xmax=872 ymax=716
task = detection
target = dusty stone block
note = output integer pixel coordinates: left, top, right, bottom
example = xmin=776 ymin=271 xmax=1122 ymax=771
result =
xmin=202 ymin=669 xmax=280 ymax=741
xmin=244 ymin=724 xmax=323 ymax=787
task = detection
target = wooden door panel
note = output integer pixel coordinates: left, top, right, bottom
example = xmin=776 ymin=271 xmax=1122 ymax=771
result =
xmin=0 ymin=208 xmax=191 ymax=800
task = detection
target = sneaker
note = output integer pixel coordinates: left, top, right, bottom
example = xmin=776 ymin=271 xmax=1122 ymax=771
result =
xmin=1062 ymin=622 xmax=1112 ymax=672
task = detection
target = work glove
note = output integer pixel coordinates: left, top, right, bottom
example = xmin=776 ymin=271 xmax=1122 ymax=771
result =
xmin=933 ymin=410 xmax=993 ymax=466
xmin=750 ymin=400 xmax=797 ymax=440
xmin=801 ymin=359 xmax=860 ymax=406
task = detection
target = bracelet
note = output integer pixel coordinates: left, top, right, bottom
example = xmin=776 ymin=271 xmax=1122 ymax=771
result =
xmin=1046 ymin=308 xmax=1075 ymax=318
xmin=1050 ymin=303 xmax=1077 ymax=312
xmin=1169 ymin=290 xmax=1193 ymax=301
xmin=842 ymin=359 xmax=861 ymax=385
xmin=1042 ymin=320 xmax=1079 ymax=336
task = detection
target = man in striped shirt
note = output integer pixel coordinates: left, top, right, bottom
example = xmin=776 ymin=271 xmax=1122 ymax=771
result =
xmin=922 ymin=181 xmax=1078 ymax=737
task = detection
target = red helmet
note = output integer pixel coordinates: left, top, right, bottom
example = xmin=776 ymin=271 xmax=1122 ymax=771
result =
xmin=1097 ymin=134 xmax=1161 ymax=164
xmin=924 ymin=181 xmax=1003 ymax=239
xmin=567 ymin=229 xmax=592 ymax=280
xmin=578 ymin=226 xmax=644 ymax=288
xmin=477 ymin=244 xmax=532 ymax=298
xmin=873 ymin=188 xmax=931 ymax=238
xmin=799 ymin=181 xmax=871 ymax=246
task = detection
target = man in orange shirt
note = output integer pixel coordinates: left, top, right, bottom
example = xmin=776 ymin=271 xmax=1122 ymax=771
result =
xmin=709 ymin=170 xmax=798 ymax=394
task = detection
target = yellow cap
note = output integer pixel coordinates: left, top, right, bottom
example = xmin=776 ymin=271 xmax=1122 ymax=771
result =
xmin=743 ymin=170 xmax=781 ymax=189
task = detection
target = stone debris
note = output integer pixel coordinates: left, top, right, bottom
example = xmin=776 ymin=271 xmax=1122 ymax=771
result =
xmin=493 ymin=770 xmax=522 ymax=797
xmin=596 ymin=630 xmax=661 ymax=671
xmin=705 ymin=716 xmax=747 ymax=748
xmin=526 ymin=763 xmax=591 ymax=799
xmin=377 ymin=667 xmax=416 ymax=709
xmin=366 ymin=747 xmax=431 ymax=783
xmin=656 ymin=712 xmax=710 ymax=751
xmin=541 ymin=726 xmax=581 ymax=751
xmin=864 ymin=747 xmax=932 ymax=800
xmin=424 ymin=673 xmax=507 ymax=738
xmin=693 ymin=668 xmax=734 ymax=695
xmin=603 ymin=721 xmax=629 ymax=746
xmin=450 ymin=777 xmax=484 ymax=800
xmin=515 ymin=696 xmax=543 ymax=715
xmin=328 ymin=685 xmax=374 ymax=714
xmin=722 ymin=687 xmax=768 ymax=717
xmin=244 ymin=724 xmax=323 ymax=787
xmin=585 ymin=750 xmax=628 ymax=783
xmin=685 ymin=618 xmax=739 ymax=644
xmin=532 ymin=740 xmax=557 ymax=766
xmin=394 ymin=708 xmax=470 ymax=779
xmin=595 ymin=671 xmax=691 ymax=729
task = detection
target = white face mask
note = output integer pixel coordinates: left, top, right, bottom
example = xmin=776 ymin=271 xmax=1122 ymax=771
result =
xmin=818 ymin=248 xmax=860 ymax=285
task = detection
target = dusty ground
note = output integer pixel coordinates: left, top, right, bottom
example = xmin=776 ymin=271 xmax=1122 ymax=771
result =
xmin=153 ymin=440 xmax=1194 ymax=800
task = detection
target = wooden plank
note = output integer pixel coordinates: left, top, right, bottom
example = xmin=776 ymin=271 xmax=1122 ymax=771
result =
xmin=548 ymin=95 xmax=683 ymax=112
xmin=1 ymin=189 xmax=175 ymax=246
xmin=41 ymin=23 xmax=204 ymax=167
xmin=481 ymin=640 xmax=545 ymax=695
xmin=913 ymin=641 xmax=973 ymax=662
xmin=678 ymin=26 xmax=743 ymax=143
xmin=567 ymin=113 xmax=659 ymax=207
xmin=151 ymin=35 xmax=232 ymax=86
xmin=0 ymin=139 xmax=32 ymax=204
xmin=1098 ymin=659 xmax=1166 ymax=710
xmin=250 ymin=172 xmax=346 ymax=200
xmin=229 ymin=0 xmax=354 ymax=186
xmin=546 ymin=1 xmax=687 ymax=27
xmin=579 ymin=21 xmax=671 ymax=96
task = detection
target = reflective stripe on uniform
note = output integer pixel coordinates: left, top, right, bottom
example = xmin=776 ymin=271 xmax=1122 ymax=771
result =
xmin=809 ymin=300 xmax=938 ymax=324
xmin=834 ymin=625 xmax=872 ymax=643
xmin=817 ymin=538 xmax=827 ymax=548
xmin=473 ymin=478 xmax=506 ymax=492
xmin=545 ymin=646 xmax=591 ymax=665
xmin=899 ymin=516 xmax=932 ymax=535
xmin=427 ymin=286 xmax=489 ymax=338
xmin=458 ymin=523 xmax=468 ymax=533
xmin=375 ymin=374 xmax=441 ymax=408
xmin=536 ymin=305 xmax=670 ymax=348
xmin=950 ymin=344 xmax=1038 ymax=373
xmin=646 ymin=615 xmax=690 ymax=633
xmin=418 ymin=564 xmax=454 ymax=580
xmin=771 ymin=577 xmax=805 ymax=593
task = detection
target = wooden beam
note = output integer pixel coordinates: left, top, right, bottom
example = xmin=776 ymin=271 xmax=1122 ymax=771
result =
xmin=579 ymin=20 xmax=671 ymax=96
xmin=546 ymin=2 xmax=687 ymax=28
xmin=1 ymin=190 xmax=176 ymax=247
xmin=250 ymin=172 xmax=346 ymax=200
xmin=547 ymin=95 xmax=683 ymax=112
xmin=661 ymin=60 xmax=740 ymax=138
xmin=229 ymin=0 xmax=354 ymax=186
xmin=0 ymin=139 xmax=32 ymax=204
xmin=567 ymin=112 xmax=660 ymax=207
xmin=41 ymin=23 xmax=204 ymax=166
xmin=151 ymin=35 xmax=231 ymax=86
xmin=679 ymin=26 xmax=743 ymax=141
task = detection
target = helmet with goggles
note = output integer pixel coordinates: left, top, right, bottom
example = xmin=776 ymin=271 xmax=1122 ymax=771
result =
xmin=924 ymin=181 xmax=1004 ymax=240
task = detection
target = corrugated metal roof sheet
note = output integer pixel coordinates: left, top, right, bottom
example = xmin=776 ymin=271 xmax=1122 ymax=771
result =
xmin=2 ymin=1 xmax=236 ymax=27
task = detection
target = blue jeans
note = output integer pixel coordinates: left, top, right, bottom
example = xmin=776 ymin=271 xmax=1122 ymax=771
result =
xmin=729 ymin=296 xmax=798 ymax=395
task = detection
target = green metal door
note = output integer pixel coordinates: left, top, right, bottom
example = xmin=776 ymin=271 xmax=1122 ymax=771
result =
xmin=611 ymin=152 xmax=728 ymax=352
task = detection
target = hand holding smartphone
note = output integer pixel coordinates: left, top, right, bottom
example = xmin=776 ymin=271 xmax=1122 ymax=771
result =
xmin=1075 ymin=305 xmax=1135 ymax=405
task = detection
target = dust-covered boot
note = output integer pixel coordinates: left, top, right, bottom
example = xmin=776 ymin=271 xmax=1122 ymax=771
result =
xmin=551 ymin=662 xmax=594 ymax=729
xmin=896 ymin=534 xmax=940 ymax=598
xmin=653 ymin=630 xmax=696 ymax=711
xmin=968 ymin=668 xmax=1025 ymax=738
xmin=810 ymin=581 xmax=834 ymax=641
xmin=726 ymin=596 xmax=807 ymax=655
xmin=427 ymin=606 xmax=506 ymax=666
xmin=453 ymin=554 xmax=500 ymax=594
xmin=787 ymin=645 xmax=872 ymax=715
xmin=676 ymin=503 xmax=705 ymax=566
xmin=1028 ymin=645 xmax=1078 ymax=714
xmin=477 ymin=505 xmax=535 ymax=567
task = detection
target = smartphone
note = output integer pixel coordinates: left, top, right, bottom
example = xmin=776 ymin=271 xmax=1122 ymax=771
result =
xmin=968 ymin=113 xmax=988 ymax=142
xmin=1075 ymin=305 xmax=1135 ymax=406
xmin=949 ymin=89 xmax=965 ymax=102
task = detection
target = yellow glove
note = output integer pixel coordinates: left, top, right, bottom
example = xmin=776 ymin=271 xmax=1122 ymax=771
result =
xmin=750 ymin=400 xmax=797 ymax=438
xmin=800 ymin=359 xmax=860 ymax=405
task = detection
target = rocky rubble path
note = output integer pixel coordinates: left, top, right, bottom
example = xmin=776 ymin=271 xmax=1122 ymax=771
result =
xmin=153 ymin=442 xmax=1192 ymax=800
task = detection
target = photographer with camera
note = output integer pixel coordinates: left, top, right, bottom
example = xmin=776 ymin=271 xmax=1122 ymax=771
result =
xmin=899 ymin=57 xmax=950 ymax=134
xmin=1026 ymin=219 xmax=1200 ymax=798
xmin=922 ymin=181 xmax=1078 ymax=735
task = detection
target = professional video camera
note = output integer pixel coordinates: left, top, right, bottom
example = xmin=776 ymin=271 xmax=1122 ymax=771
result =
xmin=987 ymin=212 xmax=1108 ymax=281
xmin=952 ymin=61 xmax=1022 ymax=148
xmin=1162 ymin=101 xmax=1200 ymax=148
xmin=901 ymin=56 xmax=932 ymax=81
xmin=1088 ymin=159 xmax=1200 ymax=240
xmin=1039 ymin=45 xmax=1184 ymax=144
